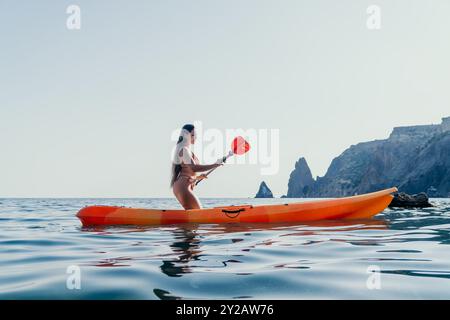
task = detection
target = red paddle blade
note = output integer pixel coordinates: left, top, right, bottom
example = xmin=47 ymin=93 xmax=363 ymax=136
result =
xmin=231 ymin=136 xmax=250 ymax=155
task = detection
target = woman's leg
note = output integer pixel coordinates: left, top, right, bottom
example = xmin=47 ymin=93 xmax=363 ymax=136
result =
xmin=173 ymin=178 xmax=202 ymax=210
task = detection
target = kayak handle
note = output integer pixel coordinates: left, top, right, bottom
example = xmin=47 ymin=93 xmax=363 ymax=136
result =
xmin=221 ymin=208 xmax=245 ymax=218
xmin=222 ymin=208 xmax=245 ymax=214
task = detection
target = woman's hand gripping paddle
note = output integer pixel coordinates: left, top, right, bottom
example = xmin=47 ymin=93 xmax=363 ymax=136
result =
xmin=195 ymin=136 xmax=250 ymax=186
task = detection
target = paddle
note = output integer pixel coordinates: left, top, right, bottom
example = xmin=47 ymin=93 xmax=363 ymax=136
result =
xmin=195 ymin=136 xmax=250 ymax=186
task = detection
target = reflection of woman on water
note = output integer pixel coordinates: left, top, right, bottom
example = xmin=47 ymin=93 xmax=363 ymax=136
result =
xmin=158 ymin=224 xmax=254 ymax=278
xmin=160 ymin=228 xmax=200 ymax=277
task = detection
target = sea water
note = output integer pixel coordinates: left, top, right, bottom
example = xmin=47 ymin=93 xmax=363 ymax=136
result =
xmin=0 ymin=198 xmax=449 ymax=299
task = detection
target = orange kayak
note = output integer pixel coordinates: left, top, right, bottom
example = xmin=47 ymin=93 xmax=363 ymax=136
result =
xmin=76 ymin=187 xmax=397 ymax=226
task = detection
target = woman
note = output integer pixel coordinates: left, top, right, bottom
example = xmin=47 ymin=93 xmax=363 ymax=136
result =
xmin=171 ymin=124 xmax=223 ymax=210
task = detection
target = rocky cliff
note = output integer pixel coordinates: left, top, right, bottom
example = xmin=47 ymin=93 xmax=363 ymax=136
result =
xmin=287 ymin=117 xmax=450 ymax=198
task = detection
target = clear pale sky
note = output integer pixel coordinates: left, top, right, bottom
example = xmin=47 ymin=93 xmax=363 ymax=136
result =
xmin=1 ymin=1 xmax=449 ymax=198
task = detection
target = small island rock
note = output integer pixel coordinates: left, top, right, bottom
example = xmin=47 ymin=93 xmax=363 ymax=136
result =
xmin=255 ymin=181 xmax=274 ymax=198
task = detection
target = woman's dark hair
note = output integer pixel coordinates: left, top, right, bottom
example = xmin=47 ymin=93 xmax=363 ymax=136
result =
xmin=171 ymin=124 xmax=195 ymax=187
xmin=176 ymin=124 xmax=194 ymax=144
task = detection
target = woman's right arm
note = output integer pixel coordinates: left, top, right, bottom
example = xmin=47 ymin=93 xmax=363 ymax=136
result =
xmin=178 ymin=147 xmax=223 ymax=172
xmin=185 ymin=163 xmax=222 ymax=173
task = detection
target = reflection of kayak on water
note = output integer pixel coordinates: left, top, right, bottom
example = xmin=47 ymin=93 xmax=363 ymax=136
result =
xmin=80 ymin=219 xmax=388 ymax=235
xmin=80 ymin=219 xmax=389 ymax=286
xmin=77 ymin=187 xmax=397 ymax=226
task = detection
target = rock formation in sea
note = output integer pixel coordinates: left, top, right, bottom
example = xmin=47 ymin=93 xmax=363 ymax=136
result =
xmin=255 ymin=181 xmax=274 ymax=198
xmin=287 ymin=158 xmax=314 ymax=198
xmin=389 ymin=192 xmax=433 ymax=208
xmin=287 ymin=117 xmax=450 ymax=198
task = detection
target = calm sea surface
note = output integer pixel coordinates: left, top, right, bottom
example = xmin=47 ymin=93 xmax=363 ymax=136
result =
xmin=1 ymin=198 xmax=449 ymax=299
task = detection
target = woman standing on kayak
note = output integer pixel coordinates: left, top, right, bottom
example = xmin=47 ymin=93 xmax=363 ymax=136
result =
xmin=171 ymin=124 xmax=223 ymax=210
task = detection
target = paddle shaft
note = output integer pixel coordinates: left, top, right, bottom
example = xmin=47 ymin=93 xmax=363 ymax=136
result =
xmin=195 ymin=153 xmax=233 ymax=186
